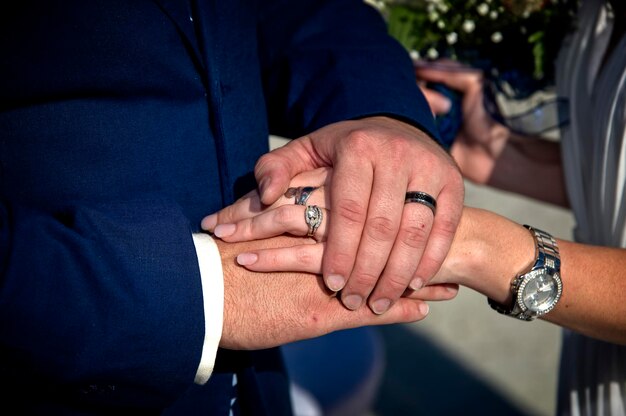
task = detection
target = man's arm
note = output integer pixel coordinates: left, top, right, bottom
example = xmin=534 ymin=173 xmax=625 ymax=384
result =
xmin=0 ymin=198 xmax=206 ymax=408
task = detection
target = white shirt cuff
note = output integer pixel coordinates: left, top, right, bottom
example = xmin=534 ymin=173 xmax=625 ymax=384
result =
xmin=191 ymin=233 xmax=224 ymax=385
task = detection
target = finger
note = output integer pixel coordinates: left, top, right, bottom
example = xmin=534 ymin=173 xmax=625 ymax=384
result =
xmin=236 ymin=243 xmax=458 ymax=302
xmin=254 ymin=136 xmax=324 ymax=205
xmin=215 ymin=205 xmax=329 ymax=243
xmin=236 ymin=242 xmax=325 ymax=274
xmin=366 ymin=201 xmax=434 ymax=314
xmin=339 ymin=160 xmax=408 ymax=311
xmin=329 ymin=297 xmax=431 ymax=332
xmin=203 ymin=169 xmax=331 ymax=232
xmin=323 ymin=137 xmax=375 ymax=295
xmin=201 ymin=190 xmax=263 ymax=231
xmin=413 ymin=182 xmax=464 ymax=284
xmin=281 ymin=183 xmax=329 ymax=210
xmin=404 ymin=283 xmax=459 ymax=301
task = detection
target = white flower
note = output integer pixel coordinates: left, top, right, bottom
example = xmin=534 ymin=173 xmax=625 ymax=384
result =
xmin=491 ymin=31 xmax=503 ymax=43
xmin=427 ymin=47 xmax=439 ymax=59
xmin=437 ymin=3 xmax=449 ymax=13
xmin=446 ymin=32 xmax=458 ymax=45
xmin=490 ymin=10 xmax=498 ymax=19
xmin=462 ymin=19 xmax=475 ymax=33
xmin=409 ymin=50 xmax=420 ymax=61
xmin=429 ymin=11 xmax=439 ymax=21
xmin=477 ymin=3 xmax=489 ymax=16
xmin=437 ymin=20 xmax=446 ymax=29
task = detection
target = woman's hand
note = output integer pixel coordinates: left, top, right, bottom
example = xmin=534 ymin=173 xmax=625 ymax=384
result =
xmin=415 ymin=63 xmax=510 ymax=185
xmin=202 ymin=167 xmax=459 ymax=309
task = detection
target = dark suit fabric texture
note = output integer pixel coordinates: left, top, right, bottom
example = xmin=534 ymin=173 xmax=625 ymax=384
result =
xmin=0 ymin=0 xmax=439 ymax=414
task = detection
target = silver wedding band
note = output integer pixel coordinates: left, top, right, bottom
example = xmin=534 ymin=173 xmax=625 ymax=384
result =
xmin=285 ymin=186 xmax=319 ymax=206
xmin=304 ymin=205 xmax=323 ymax=237
xmin=405 ymin=191 xmax=437 ymax=215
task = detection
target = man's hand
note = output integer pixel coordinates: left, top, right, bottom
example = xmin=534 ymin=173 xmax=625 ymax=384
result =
xmin=253 ymin=117 xmax=464 ymax=315
xmin=217 ymin=235 xmax=440 ymax=350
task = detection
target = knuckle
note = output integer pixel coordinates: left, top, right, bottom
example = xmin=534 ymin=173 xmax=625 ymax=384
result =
xmin=325 ymin=251 xmax=355 ymax=275
xmin=401 ymin=223 xmax=430 ymax=248
xmin=272 ymin=206 xmax=296 ymax=228
xmin=386 ymin=136 xmax=412 ymax=161
xmin=239 ymin=221 xmax=256 ymax=240
xmin=382 ymin=274 xmax=411 ymax=293
xmin=388 ymin=301 xmax=417 ymax=322
xmin=365 ymin=216 xmax=397 ymax=242
xmin=349 ymin=270 xmax=380 ymax=290
xmin=262 ymin=251 xmax=283 ymax=269
xmin=254 ymin=152 xmax=273 ymax=172
xmin=343 ymin=130 xmax=373 ymax=155
xmin=334 ymin=198 xmax=367 ymax=225
xmin=438 ymin=215 xmax=460 ymax=236
xmin=417 ymin=253 xmax=442 ymax=279
xmin=294 ymin=245 xmax=315 ymax=267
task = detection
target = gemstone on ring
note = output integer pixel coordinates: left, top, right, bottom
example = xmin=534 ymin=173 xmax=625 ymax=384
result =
xmin=304 ymin=205 xmax=323 ymax=237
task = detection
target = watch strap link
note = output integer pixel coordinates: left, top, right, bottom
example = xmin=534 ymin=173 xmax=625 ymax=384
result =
xmin=487 ymin=225 xmax=560 ymax=321
xmin=531 ymin=225 xmax=560 ymax=272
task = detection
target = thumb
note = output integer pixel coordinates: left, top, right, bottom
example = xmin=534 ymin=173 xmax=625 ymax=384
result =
xmin=255 ymin=136 xmax=320 ymax=205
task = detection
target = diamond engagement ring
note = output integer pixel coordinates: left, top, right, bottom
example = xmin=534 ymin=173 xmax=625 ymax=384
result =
xmin=304 ymin=205 xmax=323 ymax=237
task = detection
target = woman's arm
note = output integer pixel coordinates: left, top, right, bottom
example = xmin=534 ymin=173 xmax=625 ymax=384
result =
xmin=437 ymin=207 xmax=626 ymax=345
xmin=416 ymin=67 xmax=569 ymax=208
xmin=204 ymin=179 xmax=626 ymax=345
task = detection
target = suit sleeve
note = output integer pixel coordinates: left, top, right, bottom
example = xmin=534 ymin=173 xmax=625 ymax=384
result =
xmin=257 ymin=0 xmax=441 ymax=143
xmin=0 ymin=197 xmax=207 ymax=409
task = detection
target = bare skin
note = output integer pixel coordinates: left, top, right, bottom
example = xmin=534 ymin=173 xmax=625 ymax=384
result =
xmin=415 ymin=66 xmax=568 ymax=207
xmin=210 ymin=175 xmax=626 ymax=346
xmin=217 ymin=234 xmax=458 ymax=350
xmin=205 ymin=116 xmax=464 ymax=315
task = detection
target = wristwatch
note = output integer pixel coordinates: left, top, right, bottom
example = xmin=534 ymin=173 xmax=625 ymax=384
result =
xmin=488 ymin=225 xmax=563 ymax=321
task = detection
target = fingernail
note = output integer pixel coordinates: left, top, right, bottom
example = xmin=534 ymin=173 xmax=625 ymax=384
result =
xmin=201 ymin=214 xmax=217 ymax=231
xmin=237 ymin=252 xmax=258 ymax=266
xmin=343 ymin=294 xmax=363 ymax=310
xmin=419 ymin=303 xmax=430 ymax=316
xmin=326 ymin=274 xmax=345 ymax=292
xmin=214 ymin=224 xmax=236 ymax=238
xmin=409 ymin=277 xmax=424 ymax=291
xmin=371 ymin=298 xmax=391 ymax=315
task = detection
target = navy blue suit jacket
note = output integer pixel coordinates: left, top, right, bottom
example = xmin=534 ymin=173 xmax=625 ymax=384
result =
xmin=0 ymin=0 xmax=439 ymax=413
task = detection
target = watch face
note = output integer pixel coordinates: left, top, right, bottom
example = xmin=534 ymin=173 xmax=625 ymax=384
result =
xmin=518 ymin=269 xmax=562 ymax=314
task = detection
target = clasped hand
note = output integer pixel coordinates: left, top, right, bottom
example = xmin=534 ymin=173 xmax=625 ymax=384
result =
xmin=203 ymin=167 xmax=459 ymax=319
xmin=204 ymin=116 xmax=464 ymax=315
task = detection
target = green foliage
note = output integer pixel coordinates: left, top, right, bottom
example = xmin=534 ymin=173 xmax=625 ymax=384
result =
xmin=374 ymin=0 xmax=579 ymax=85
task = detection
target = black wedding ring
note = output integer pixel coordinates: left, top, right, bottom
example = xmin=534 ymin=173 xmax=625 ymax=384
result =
xmin=405 ymin=191 xmax=437 ymax=215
